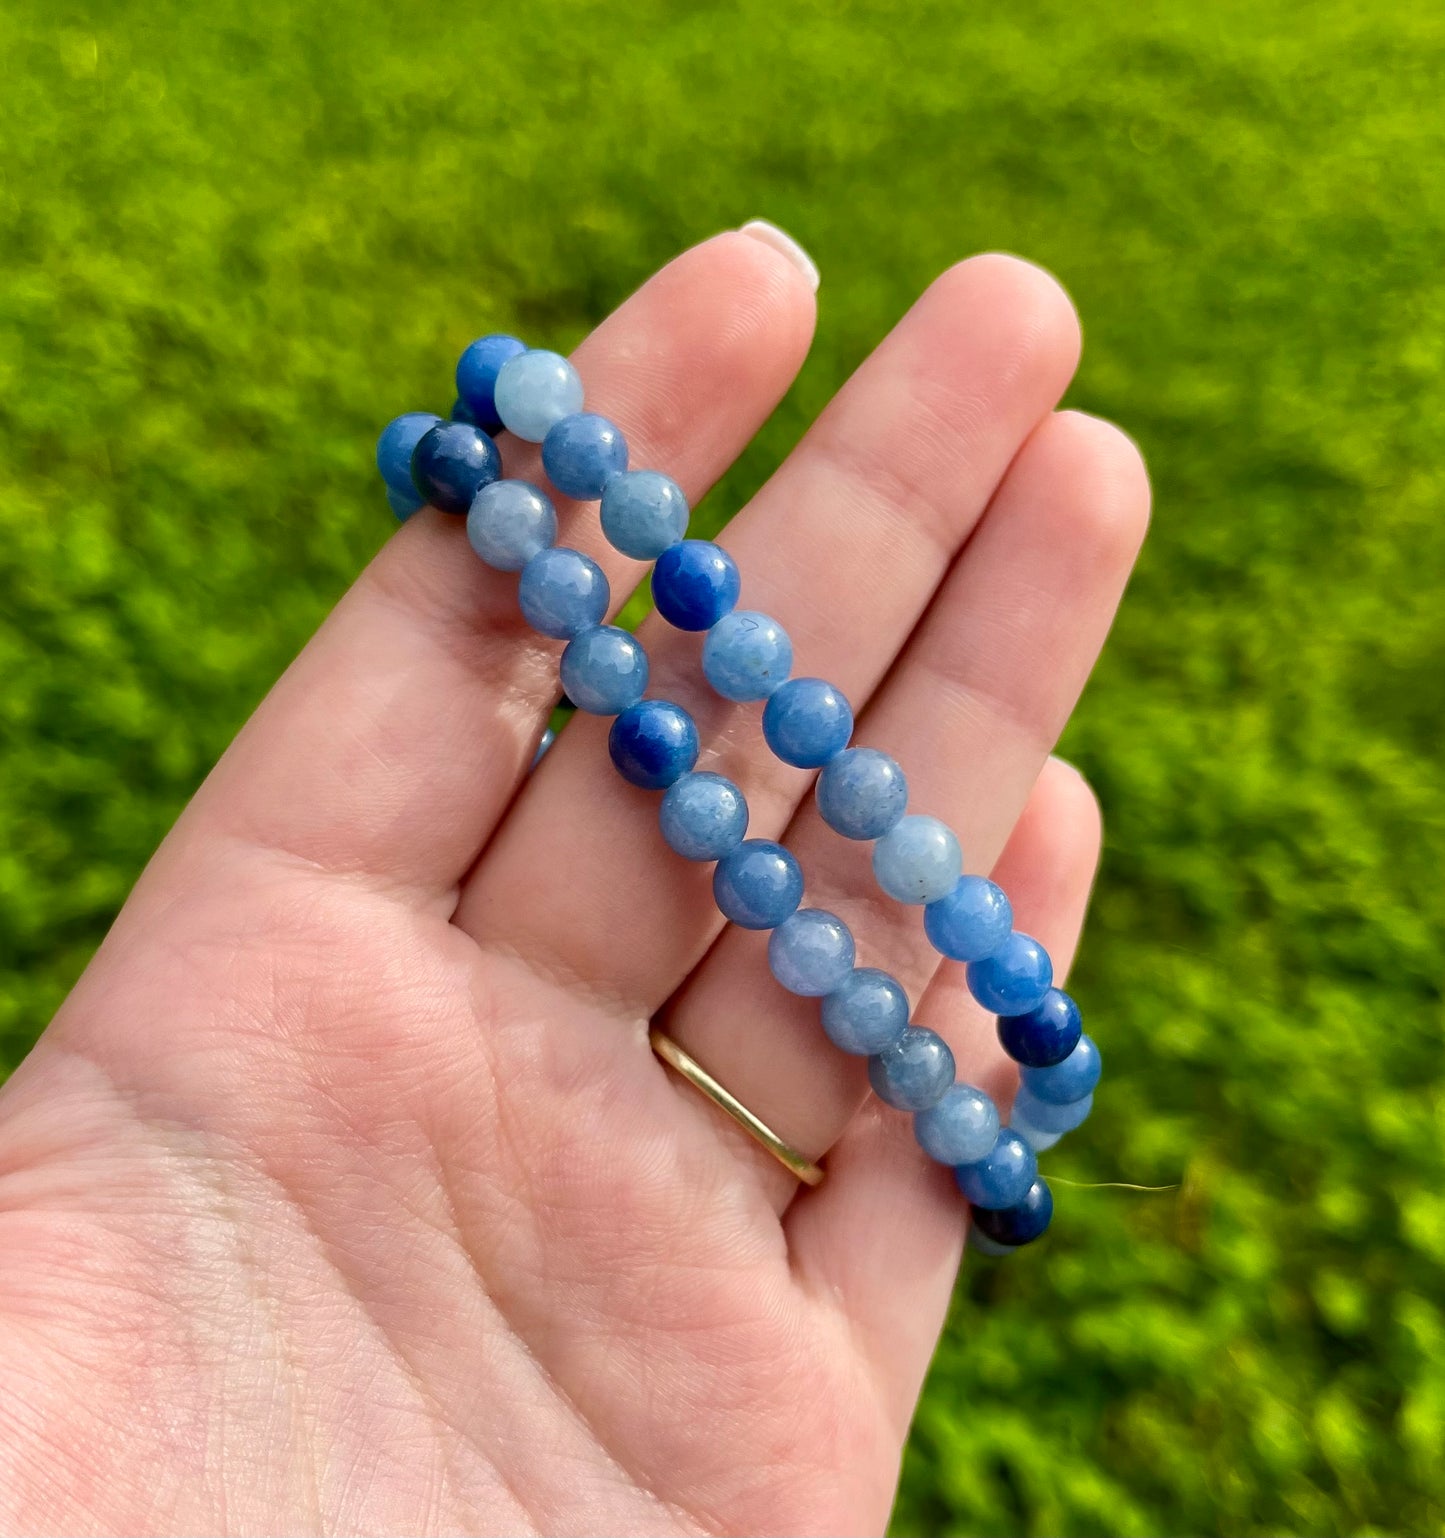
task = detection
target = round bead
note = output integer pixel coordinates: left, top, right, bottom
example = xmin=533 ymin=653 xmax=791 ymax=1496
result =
xmin=702 ymin=611 xmax=793 ymax=701
xmin=494 ymin=350 xmax=585 ymax=442
xmin=659 ymin=772 xmax=748 ymax=861
xmin=820 ymin=968 xmax=910 ymax=1055
xmin=954 ymin=1129 xmax=1038 ymax=1210
xmin=872 ymin=815 xmax=962 ymax=905
xmin=542 ymin=412 xmax=629 ymax=500
xmin=651 ymin=541 xmax=741 ymax=631
xmin=608 ymin=700 xmax=700 ymax=790
xmin=600 ymin=470 xmax=689 ymax=558
xmin=1012 ymin=1087 xmax=1093 ymax=1136
xmin=517 ymin=547 xmax=610 ymax=639
xmin=768 ymin=909 xmax=856 ymax=997
xmin=924 ymin=876 xmax=1014 ymax=962
xmin=1008 ymin=1109 xmax=1062 ymax=1154
xmin=712 ymin=840 xmax=803 ymax=930
xmin=410 ymin=421 xmax=502 ymax=515
xmin=455 ymin=333 xmax=526 ymax=427
xmin=559 ymin=626 xmax=649 ymax=715
xmin=815 ymin=748 xmax=907 ymax=840
xmin=868 ymin=1026 xmax=956 ymax=1112
xmin=968 ymin=1230 xmax=1022 ymax=1258
xmin=997 ymin=987 xmax=1081 ymax=1067
xmin=376 ymin=411 xmax=442 ymax=495
xmin=450 ymin=397 xmax=479 ymax=426
xmin=467 ymin=480 xmax=557 ymax=572
xmin=762 ymin=678 xmax=853 ymax=769
xmin=914 ymin=1084 xmax=1001 ymax=1167
xmin=1022 ymin=1034 xmax=1102 ymax=1105
xmin=388 ymin=484 xmax=425 ymax=521
xmin=970 ymin=1178 xmax=1054 ymax=1247
xmin=967 ymin=932 xmax=1055 ymax=1018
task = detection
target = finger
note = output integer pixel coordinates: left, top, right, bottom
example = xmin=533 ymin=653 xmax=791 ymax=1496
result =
xmin=456 ymin=255 xmax=1081 ymax=1006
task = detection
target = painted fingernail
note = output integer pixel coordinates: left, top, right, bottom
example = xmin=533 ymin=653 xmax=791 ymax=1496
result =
xmin=738 ymin=219 xmax=820 ymax=292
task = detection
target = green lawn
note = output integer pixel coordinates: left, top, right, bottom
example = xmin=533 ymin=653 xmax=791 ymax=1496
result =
xmin=2 ymin=0 xmax=1443 ymax=1532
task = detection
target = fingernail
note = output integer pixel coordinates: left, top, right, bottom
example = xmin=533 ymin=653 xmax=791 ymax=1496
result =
xmin=1048 ymin=753 xmax=1084 ymax=779
xmin=738 ymin=219 xmax=820 ymax=292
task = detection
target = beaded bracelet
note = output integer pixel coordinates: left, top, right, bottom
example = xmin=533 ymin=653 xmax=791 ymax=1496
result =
xmin=373 ymin=334 xmax=1103 ymax=1253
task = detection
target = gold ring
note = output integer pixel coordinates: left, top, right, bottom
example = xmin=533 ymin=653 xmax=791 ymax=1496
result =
xmin=649 ymin=1029 xmax=824 ymax=1187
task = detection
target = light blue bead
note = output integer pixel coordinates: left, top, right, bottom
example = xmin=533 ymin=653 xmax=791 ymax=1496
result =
xmin=455 ymin=333 xmax=526 ymax=426
xmin=388 ymin=484 xmax=426 ymax=521
xmin=762 ymin=678 xmax=853 ymax=769
xmin=531 ymin=726 xmax=556 ymax=771
xmin=914 ymin=1084 xmax=1001 ymax=1166
xmin=376 ymin=411 xmax=442 ymax=495
xmin=559 ymin=626 xmax=648 ymax=715
xmin=820 ymin=967 xmax=909 ymax=1055
xmin=954 ymin=1130 xmax=1038 ymax=1210
xmin=868 ymin=1026 xmax=956 ymax=1111
xmin=466 ymin=480 xmax=557 ymax=571
xmin=712 ymin=840 xmax=803 ymax=929
xmin=815 ymin=748 xmax=908 ymax=839
xmin=768 ymin=909 xmax=856 ymax=996
xmin=659 ymin=772 xmax=748 ymax=861
xmin=609 ymin=700 xmax=699 ymax=789
xmin=924 ymin=876 xmax=1014 ymax=962
xmin=1013 ymin=1086 xmax=1094 ymax=1135
xmin=517 ymin=547 xmax=610 ymax=639
xmin=542 ymin=412 xmax=629 ymax=500
xmin=1022 ymin=1034 xmax=1102 ymax=1105
xmin=600 ymin=470 xmax=689 ymax=558
xmin=494 ymin=350 xmax=585 ymax=442
xmin=966 ymin=932 xmax=1054 ymax=1017
xmin=872 ymin=815 xmax=962 ymax=904
xmin=702 ymin=610 xmax=794 ymax=701
xmin=1007 ymin=1108 xmax=1062 ymax=1153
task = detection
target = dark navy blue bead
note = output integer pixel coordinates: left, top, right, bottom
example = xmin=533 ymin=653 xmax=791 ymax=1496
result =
xmin=608 ymin=700 xmax=699 ymax=790
xmin=924 ymin=876 xmax=1014 ymax=962
xmin=542 ymin=412 xmax=629 ymax=500
xmin=996 ymin=987 xmax=1082 ymax=1067
xmin=450 ymin=397 xmax=479 ymax=426
xmin=954 ymin=1129 xmax=1037 ymax=1209
xmin=966 ymin=932 xmax=1054 ymax=1016
xmin=712 ymin=840 xmax=804 ymax=929
xmin=762 ymin=678 xmax=853 ymax=768
xmin=455 ymin=334 xmax=526 ymax=426
xmin=410 ymin=421 xmax=502 ymax=515
xmin=651 ymin=541 xmax=742 ymax=631
xmin=868 ymin=1026 xmax=956 ymax=1111
xmin=1022 ymin=1034 xmax=1102 ymax=1104
xmin=970 ymin=1178 xmax=1053 ymax=1247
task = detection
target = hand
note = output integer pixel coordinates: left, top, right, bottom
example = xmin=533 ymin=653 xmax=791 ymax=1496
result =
xmin=0 ymin=232 xmax=1148 ymax=1537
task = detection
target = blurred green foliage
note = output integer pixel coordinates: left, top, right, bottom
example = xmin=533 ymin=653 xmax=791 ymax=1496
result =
xmin=1 ymin=0 xmax=1443 ymax=1532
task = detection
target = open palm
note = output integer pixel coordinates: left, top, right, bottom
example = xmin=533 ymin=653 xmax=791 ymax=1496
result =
xmin=0 ymin=232 xmax=1147 ymax=1536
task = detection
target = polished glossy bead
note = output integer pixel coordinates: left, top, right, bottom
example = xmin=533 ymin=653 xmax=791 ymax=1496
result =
xmin=820 ymin=968 xmax=909 ymax=1055
xmin=377 ymin=411 xmax=442 ymax=495
xmin=456 ymin=333 xmax=526 ymax=426
xmin=1013 ymin=1086 xmax=1094 ymax=1135
xmin=868 ymin=1026 xmax=956 ymax=1111
xmin=967 ymin=933 xmax=1054 ymax=1017
xmin=388 ymin=484 xmax=425 ymax=521
xmin=1022 ymin=1034 xmax=1102 ymax=1104
xmin=953 ymin=1129 xmax=1038 ymax=1210
xmin=924 ymin=876 xmax=1013 ymax=962
xmin=996 ymin=985 xmax=1078 ymax=1066
xmin=651 ymin=541 xmax=741 ymax=631
xmin=560 ymin=625 xmax=649 ymax=715
xmin=467 ymin=480 xmax=557 ymax=571
xmin=659 ymin=772 xmax=748 ymax=861
xmin=970 ymin=1178 xmax=1053 ymax=1247
xmin=712 ymin=840 xmax=803 ymax=929
xmin=494 ymin=350 xmax=585 ymax=442
xmin=450 ymin=397 xmax=479 ymax=426
xmin=608 ymin=700 xmax=699 ymax=790
xmin=1006 ymin=1108 xmax=1061 ymax=1154
xmin=968 ymin=1230 xmax=1022 ymax=1257
xmin=517 ymin=547 xmax=610 ymax=639
xmin=542 ymin=412 xmax=629 ymax=500
xmin=410 ymin=421 xmax=502 ymax=515
xmin=531 ymin=726 xmax=556 ymax=769
xmin=768 ymin=909 xmax=855 ymax=996
xmin=599 ymin=470 xmax=689 ymax=558
xmin=762 ymin=678 xmax=853 ymax=769
xmin=872 ymin=815 xmax=962 ymax=905
xmin=815 ymin=748 xmax=907 ymax=840
xmin=914 ymin=1084 xmax=1001 ymax=1166
xmin=702 ymin=610 xmax=793 ymax=701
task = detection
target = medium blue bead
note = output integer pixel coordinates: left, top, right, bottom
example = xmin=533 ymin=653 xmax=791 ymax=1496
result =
xmin=388 ymin=484 xmax=425 ymax=521
xmin=702 ymin=611 xmax=793 ymax=701
xmin=768 ymin=909 xmax=856 ymax=996
xmin=762 ymin=678 xmax=853 ymax=769
xmin=1013 ymin=1086 xmax=1094 ymax=1135
xmin=609 ymin=700 xmax=699 ymax=790
xmin=456 ymin=334 xmax=526 ymax=426
xmin=467 ymin=480 xmax=557 ymax=571
xmin=410 ymin=421 xmax=502 ymax=515
xmin=1008 ymin=1108 xmax=1061 ymax=1154
xmin=712 ymin=840 xmax=803 ymax=929
xmin=970 ymin=1178 xmax=1054 ymax=1247
xmin=872 ymin=815 xmax=962 ymax=905
xmin=599 ymin=470 xmax=689 ymax=558
xmin=450 ymin=397 xmax=479 ymax=426
xmin=517 ymin=547 xmax=610 ymax=639
xmin=924 ymin=876 xmax=1014 ymax=962
xmin=494 ymin=350 xmax=585 ymax=442
xmin=996 ymin=986 xmax=1080 ymax=1066
xmin=967 ymin=933 xmax=1055 ymax=1017
xmin=815 ymin=748 xmax=908 ymax=839
xmin=914 ymin=1084 xmax=1001 ymax=1166
xmin=820 ymin=968 xmax=909 ymax=1055
xmin=376 ymin=411 xmax=442 ymax=495
xmin=1022 ymin=1034 xmax=1102 ymax=1104
xmin=559 ymin=626 xmax=649 ymax=715
xmin=542 ymin=412 xmax=629 ymax=500
xmin=651 ymin=541 xmax=741 ymax=631
xmin=659 ymin=772 xmax=748 ymax=861
xmin=953 ymin=1129 xmax=1038 ymax=1210
xmin=868 ymin=1027 xmax=956 ymax=1112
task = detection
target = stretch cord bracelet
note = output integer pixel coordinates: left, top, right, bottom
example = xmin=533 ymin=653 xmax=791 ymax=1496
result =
xmin=374 ymin=335 xmax=1103 ymax=1253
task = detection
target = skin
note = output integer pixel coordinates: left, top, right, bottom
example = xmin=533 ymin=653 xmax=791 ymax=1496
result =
xmin=0 ymin=232 xmax=1149 ymax=1537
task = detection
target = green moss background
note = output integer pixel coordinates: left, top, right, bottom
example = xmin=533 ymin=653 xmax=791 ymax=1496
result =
xmin=2 ymin=0 xmax=1443 ymax=1532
